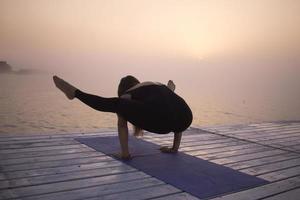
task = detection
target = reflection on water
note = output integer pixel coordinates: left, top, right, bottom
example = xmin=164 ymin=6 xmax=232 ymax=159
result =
xmin=0 ymin=72 xmax=300 ymax=134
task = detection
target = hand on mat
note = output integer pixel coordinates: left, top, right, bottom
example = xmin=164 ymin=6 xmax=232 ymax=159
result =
xmin=112 ymin=152 xmax=132 ymax=160
xmin=159 ymin=146 xmax=178 ymax=153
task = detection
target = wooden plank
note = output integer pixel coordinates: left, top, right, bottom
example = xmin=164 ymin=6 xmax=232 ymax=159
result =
xmin=209 ymin=176 xmax=300 ymax=200
xmin=171 ymin=140 xmax=245 ymax=152
xmin=180 ymin=138 xmax=240 ymax=147
xmin=0 ymin=165 xmax=137 ymax=189
xmin=272 ymin=139 xmax=300 ymax=148
xmin=217 ymin=125 xmax=300 ymax=136
xmin=202 ymin=147 xmax=271 ymax=160
xmin=144 ymin=135 xmax=228 ymax=145
xmin=249 ymin=123 xmax=284 ymax=128
xmin=215 ymin=123 xmax=300 ymax=133
xmin=18 ymin=178 xmax=167 ymax=200
xmin=236 ymin=130 xmax=300 ymax=140
xmin=204 ymin=125 xmax=273 ymax=134
xmin=259 ymin=166 xmax=300 ymax=182
xmin=224 ymin=130 xmax=300 ymax=142
xmin=0 ymin=156 xmax=114 ymax=172
xmin=0 ymin=129 xmax=116 ymax=140
xmin=251 ymin=133 xmax=300 ymax=143
xmin=1 ymin=171 xmax=148 ymax=198
xmin=137 ymin=140 xmax=245 ymax=157
xmin=0 ymin=143 xmax=87 ymax=154
xmin=257 ymin=128 xmax=300 ymax=135
xmin=181 ymin=138 xmax=245 ymax=147
xmin=235 ymin=123 xmax=300 ymax=131
xmin=260 ymin=135 xmax=300 ymax=145
xmin=229 ymin=129 xmax=300 ymax=139
xmin=2 ymin=160 xmax=124 ymax=180
xmin=145 ymin=137 xmax=238 ymax=148
xmin=225 ymin=153 xmax=299 ymax=170
xmin=282 ymin=139 xmax=300 ymax=147
xmin=200 ymin=124 xmax=251 ymax=132
xmin=207 ymin=123 xmax=300 ymax=138
xmin=86 ymin=184 xmax=180 ymax=200
xmin=0 ymin=132 xmax=115 ymax=144
xmin=190 ymin=146 xmax=270 ymax=159
xmin=236 ymin=124 xmax=300 ymax=132
xmin=0 ymin=147 xmax=93 ymax=160
xmin=0 ymin=137 xmax=75 ymax=145
xmin=240 ymin=158 xmax=300 ymax=176
xmin=285 ymin=147 xmax=300 ymax=153
xmin=208 ymin=149 xmax=285 ymax=165
xmin=0 ymin=173 xmax=5 ymax=181
xmin=152 ymin=192 xmax=199 ymax=200
xmin=0 ymin=139 xmax=78 ymax=150
xmin=288 ymin=145 xmax=300 ymax=152
xmin=249 ymin=122 xmax=300 ymax=129
xmin=260 ymin=187 xmax=300 ymax=200
xmin=1 ymin=151 xmax=104 ymax=165
xmin=268 ymin=139 xmax=300 ymax=151
xmin=181 ymin=143 xmax=257 ymax=154
xmin=181 ymin=141 xmax=249 ymax=152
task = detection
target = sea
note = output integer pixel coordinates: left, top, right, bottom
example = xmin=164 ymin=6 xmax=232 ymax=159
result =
xmin=1 ymin=71 xmax=300 ymax=135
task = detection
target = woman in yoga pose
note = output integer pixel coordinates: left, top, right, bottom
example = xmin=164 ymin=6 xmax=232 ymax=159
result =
xmin=53 ymin=75 xmax=193 ymax=160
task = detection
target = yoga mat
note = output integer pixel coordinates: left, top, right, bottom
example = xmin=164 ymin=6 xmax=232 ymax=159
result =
xmin=76 ymin=136 xmax=268 ymax=199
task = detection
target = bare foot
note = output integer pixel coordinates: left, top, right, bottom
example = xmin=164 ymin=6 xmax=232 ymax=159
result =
xmin=133 ymin=126 xmax=144 ymax=137
xmin=53 ymin=76 xmax=77 ymax=100
xmin=167 ymin=80 xmax=176 ymax=91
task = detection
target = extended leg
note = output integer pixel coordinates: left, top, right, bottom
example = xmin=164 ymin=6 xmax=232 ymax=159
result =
xmin=75 ymin=90 xmax=119 ymax=113
xmin=53 ymin=75 xmax=119 ymax=113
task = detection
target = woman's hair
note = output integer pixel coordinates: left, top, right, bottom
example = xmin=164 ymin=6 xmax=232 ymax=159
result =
xmin=118 ymin=75 xmax=140 ymax=97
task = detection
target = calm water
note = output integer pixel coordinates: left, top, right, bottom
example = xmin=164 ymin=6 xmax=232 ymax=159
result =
xmin=1 ymin=72 xmax=300 ymax=134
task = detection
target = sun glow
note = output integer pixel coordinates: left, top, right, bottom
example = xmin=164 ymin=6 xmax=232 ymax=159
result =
xmin=0 ymin=0 xmax=299 ymax=71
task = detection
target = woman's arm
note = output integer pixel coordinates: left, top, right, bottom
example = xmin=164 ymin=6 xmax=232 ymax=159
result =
xmin=172 ymin=132 xmax=182 ymax=151
xmin=160 ymin=132 xmax=182 ymax=153
xmin=117 ymin=114 xmax=131 ymax=159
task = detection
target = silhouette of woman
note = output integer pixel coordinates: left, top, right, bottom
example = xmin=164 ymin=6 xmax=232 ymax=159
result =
xmin=53 ymin=75 xmax=193 ymax=159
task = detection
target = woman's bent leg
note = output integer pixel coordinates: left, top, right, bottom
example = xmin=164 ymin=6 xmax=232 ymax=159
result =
xmin=74 ymin=89 xmax=172 ymax=133
xmin=75 ymin=90 xmax=147 ymax=118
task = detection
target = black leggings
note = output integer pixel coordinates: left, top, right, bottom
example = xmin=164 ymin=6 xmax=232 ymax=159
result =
xmin=75 ymin=85 xmax=193 ymax=134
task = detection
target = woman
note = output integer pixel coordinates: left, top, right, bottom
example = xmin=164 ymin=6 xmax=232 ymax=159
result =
xmin=53 ymin=75 xmax=193 ymax=160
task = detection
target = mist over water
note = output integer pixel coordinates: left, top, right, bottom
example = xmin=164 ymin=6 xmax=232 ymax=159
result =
xmin=1 ymin=61 xmax=299 ymax=134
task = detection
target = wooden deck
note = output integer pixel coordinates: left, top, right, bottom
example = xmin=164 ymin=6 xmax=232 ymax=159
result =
xmin=0 ymin=121 xmax=300 ymax=200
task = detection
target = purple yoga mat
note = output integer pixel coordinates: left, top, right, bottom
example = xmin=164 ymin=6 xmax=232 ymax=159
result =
xmin=76 ymin=136 xmax=268 ymax=199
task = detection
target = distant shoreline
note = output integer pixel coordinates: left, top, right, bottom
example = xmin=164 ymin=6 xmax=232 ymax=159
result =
xmin=0 ymin=69 xmax=47 ymax=75
xmin=0 ymin=61 xmax=47 ymax=75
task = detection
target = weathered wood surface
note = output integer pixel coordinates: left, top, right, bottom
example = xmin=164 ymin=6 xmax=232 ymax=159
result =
xmin=0 ymin=121 xmax=299 ymax=199
xmin=202 ymin=121 xmax=300 ymax=200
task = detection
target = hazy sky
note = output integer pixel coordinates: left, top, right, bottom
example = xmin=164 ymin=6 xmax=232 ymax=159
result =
xmin=1 ymin=0 xmax=300 ymax=91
